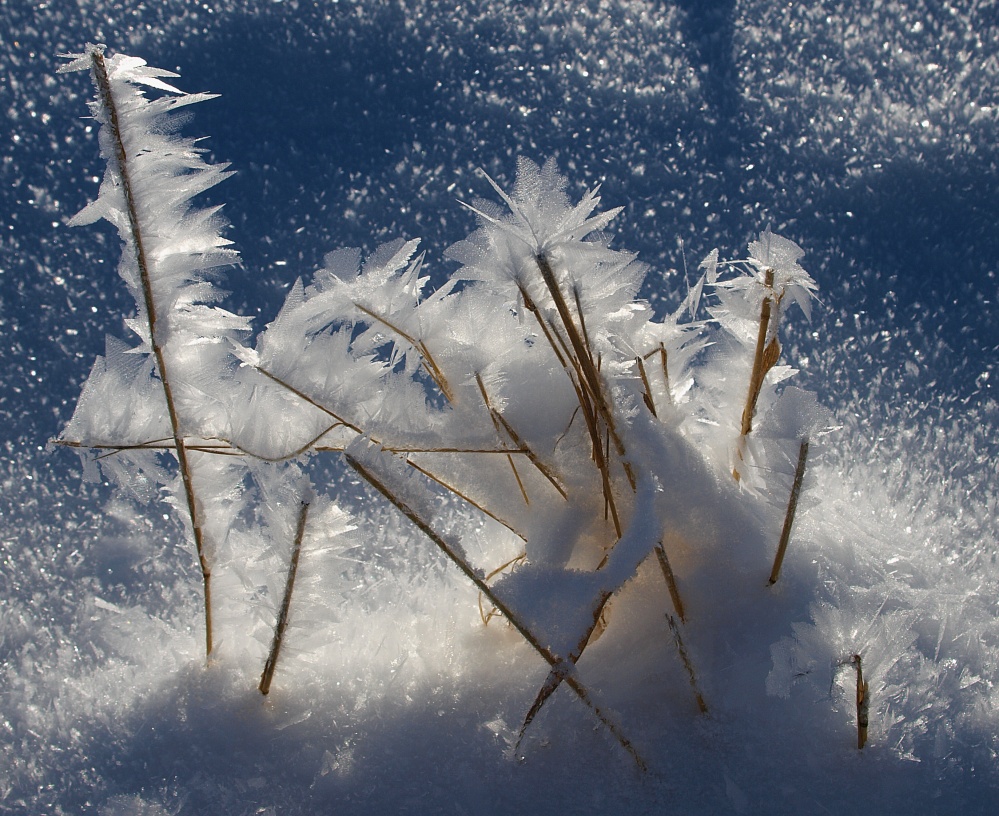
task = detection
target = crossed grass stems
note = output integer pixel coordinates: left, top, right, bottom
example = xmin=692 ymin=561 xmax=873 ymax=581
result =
xmin=60 ymin=47 xmax=831 ymax=770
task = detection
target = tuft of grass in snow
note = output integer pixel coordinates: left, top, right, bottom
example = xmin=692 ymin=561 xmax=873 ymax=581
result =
xmin=58 ymin=48 xmax=953 ymax=775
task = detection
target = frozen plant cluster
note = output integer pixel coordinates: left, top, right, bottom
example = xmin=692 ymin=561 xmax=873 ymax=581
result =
xmin=57 ymin=46 xmax=838 ymax=765
xmin=37 ymin=38 xmax=999 ymax=803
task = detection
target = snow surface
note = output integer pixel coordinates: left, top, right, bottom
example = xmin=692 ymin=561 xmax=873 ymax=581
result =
xmin=2 ymin=1 xmax=998 ymax=814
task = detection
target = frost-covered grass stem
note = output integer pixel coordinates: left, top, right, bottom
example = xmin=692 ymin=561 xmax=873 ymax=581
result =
xmin=87 ymin=46 xmax=214 ymax=657
xmin=853 ymin=655 xmax=869 ymax=750
xmin=655 ymin=542 xmax=686 ymax=623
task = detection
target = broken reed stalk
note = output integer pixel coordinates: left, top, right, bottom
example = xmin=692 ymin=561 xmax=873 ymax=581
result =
xmin=530 ymin=254 xmax=633 ymax=538
xmin=519 ymin=536 xmax=697 ymax=740
xmin=768 ymin=438 xmax=809 ymax=586
xmin=406 ymin=457 xmax=528 ymax=539
xmin=666 ymin=613 xmax=709 ymax=714
xmin=636 ymin=355 xmax=658 ymax=417
xmin=478 ymin=552 xmax=527 ymax=625
xmin=658 ymin=343 xmax=674 ymax=407
xmin=252 ymin=364 xmax=363 ymax=434
xmin=516 ymin=277 xmax=627 ymax=528
xmin=479 ymin=389 xmax=532 ymax=506
xmin=345 ymin=452 xmax=648 ymax=771
xmin=734 ymin=267 xmax=780 ymax=482
xmin=259 ymin=499 xmax=311 ymax=695
xmin=88 ymin=48 xmax=214 ymax=657
xmin=853 ymin=654 xmax=869 ymax=749
xmin=740 ymin=267 xmax=777 ymax=438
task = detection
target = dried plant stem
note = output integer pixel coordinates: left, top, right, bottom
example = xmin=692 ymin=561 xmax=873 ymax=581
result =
xmin=740 ymin=267 xmax=777 ymax=438
xmin=478 ymin=552 xmax=527 ymax=625
xmin=658 ymin=343 xmax=674 ymax=407
xmin=666 ymin=613 xmax=709 ymax=714
xmin=252 ymin=364 xmax=365 ymax=437
xmin=535 ymin=254 xmax=635 ymax=490
xmin=517 ymin=279 xmax=628 ymax=522
xmin=405 ymin=457 xmax=527 ymax=539
xmin=768 ymin=438 xmax=809 ymax=586
xmin=853 ymin=654 xmax=869 ymax=749
xmin=259 ymin=499 xmax=311 ymax=695
xmin=654 ymin=542 xmax=686 ymax=623
xmin=55 ymin=437 xmax=529 ymax=459
xmin=475 ymin=373 xmax=567 ymax=500
xmin=89 ymin=48 xmax=213 ymax=657
xmin=636 ymin=355 xmax=658 ymax=417
xmin=346 ymin=453 xmax=648 ymax=771
xmin=526 ymin=254 xmax=634 ymax=538
xmin=734 ymin=268 xmax=780 ymax=482
xmin=353 ymin=302 xmax=455 ymax=403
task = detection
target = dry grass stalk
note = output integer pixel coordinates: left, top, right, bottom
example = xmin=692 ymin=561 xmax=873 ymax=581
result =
xmin=768 ymin=438 xmax=809 ymax=586
xmin=56 ymin=437 xmax=531 ymax=459
xmin=405 ymin=458 xmax=527 ymax=539
xmin=636 ymin=355 xmax=658 ymax=417
xmin=346 ymin=452 xmax=648 ymax=771
xmin=353 ymin=302 xmax=455 ymax=403
xmin=656 ymin=343 xmax=674 ymax=407
xmin=259 ymin=499 xmax=311 ymax=695
xmin=734 ymin=267 xmax=780 ymax=482
xmin=517 ymin=275 xmax=631 ymax=527
xmin=853 ymin=654 xmax=869 ymax=749
xmin=475 ymin=373 xmax=567 ymax=500
xmin=477 ymin=552 xmax=527 ymax=625
xmin=253 ymin=363 xmax=365 ymax=437
xmin=88 ymin=49 xmax=214 ymax=657
xmin=740 ymin=267 xmax=778 ymax=438
xmin=517 ymin=531 xmax=695 ymax=740
xmin=534 ymin=254 xmax=634 ymax=490
xmin=530 ymin=254 xmax=636 ymax=538
xmin=666 ymin=613 xmax=709 ymax=714
xmin=654 ymin=542 xmax=686 ymax=623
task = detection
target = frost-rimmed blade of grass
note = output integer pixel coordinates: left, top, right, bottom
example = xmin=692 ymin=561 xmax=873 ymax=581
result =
xmin=352 ymin=302 xmax=455 ymax=404
xmin=734 ymin=268 xmax=779 ymax=482
xmin=59 ymin=45 xmax=243 ymax=657
xmin=654 ymin=541 xmax=687 ymax=623
xmin=515 ymin=588 xmax=613 ymax=747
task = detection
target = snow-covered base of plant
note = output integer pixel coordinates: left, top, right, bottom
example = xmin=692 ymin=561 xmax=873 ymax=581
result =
xmin=4 ymin=418 xmax=998 ymax=815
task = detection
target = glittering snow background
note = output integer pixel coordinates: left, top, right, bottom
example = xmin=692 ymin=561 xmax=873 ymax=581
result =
xmin=1 ymin=1 xmax=997 ymax=814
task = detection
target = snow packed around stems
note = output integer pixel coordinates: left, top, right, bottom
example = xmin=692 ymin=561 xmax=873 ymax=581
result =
xmin=2 ymin=2 xmax=998 ymax=815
